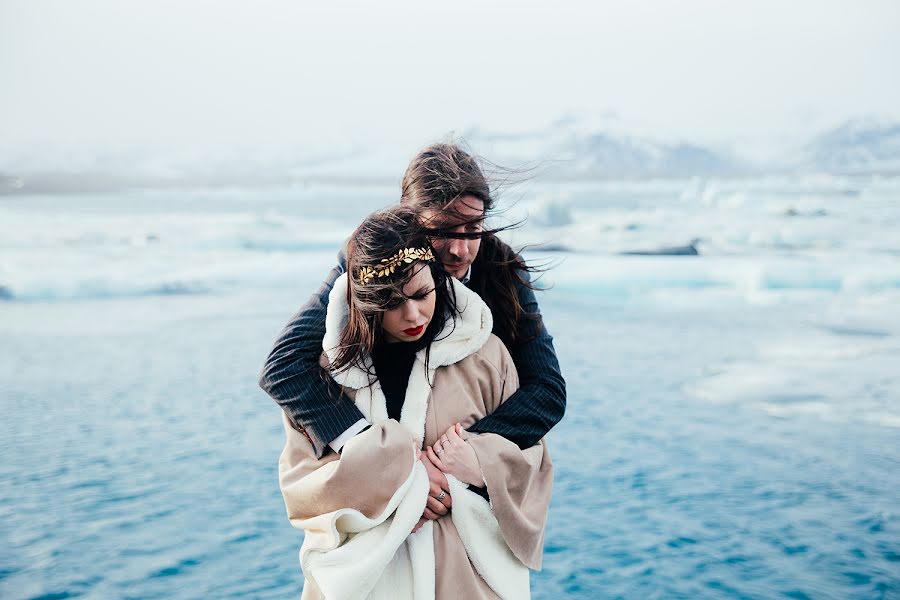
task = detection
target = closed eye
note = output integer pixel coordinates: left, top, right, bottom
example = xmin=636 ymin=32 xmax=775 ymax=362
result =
xmin=384 ymin=287 xmax=434 ymax=308
xmin=409 ymin=287 xmax=435 ymax=301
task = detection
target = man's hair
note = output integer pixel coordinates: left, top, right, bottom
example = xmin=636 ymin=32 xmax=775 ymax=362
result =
xmin=400 ymin=142 xmax=494 ymax=213
xmin=399 ymin=142 xmax=542 ymax=342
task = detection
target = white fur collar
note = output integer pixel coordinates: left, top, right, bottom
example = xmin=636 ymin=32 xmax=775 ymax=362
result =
xmin=322 ymin=272 xmax=493 ymax=445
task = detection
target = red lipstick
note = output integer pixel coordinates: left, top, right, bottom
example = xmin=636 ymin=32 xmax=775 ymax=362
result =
xmin=403 ymin=325 xmax=425 ymax=337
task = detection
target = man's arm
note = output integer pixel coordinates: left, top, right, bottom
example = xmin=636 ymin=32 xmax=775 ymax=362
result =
xmin=467 ymin=271 xmax=566 ymax=448
xmin=258 ymin=261 xmax=367 ymax=458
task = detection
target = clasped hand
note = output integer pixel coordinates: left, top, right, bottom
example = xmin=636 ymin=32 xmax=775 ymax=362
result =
xmin=411 ymin=423 xmax=484 ymax=534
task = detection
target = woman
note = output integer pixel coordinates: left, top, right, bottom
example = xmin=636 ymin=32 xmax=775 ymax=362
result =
xmin=278 ymin=208 xmax=553 ymax=599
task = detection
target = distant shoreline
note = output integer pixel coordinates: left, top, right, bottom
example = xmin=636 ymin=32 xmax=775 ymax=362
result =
xmin=2 ymin=169 xmax=897 ymax=197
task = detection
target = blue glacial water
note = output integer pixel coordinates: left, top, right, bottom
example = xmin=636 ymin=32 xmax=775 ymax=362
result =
xmin=2 ymin=178 xmax=899 ymax=598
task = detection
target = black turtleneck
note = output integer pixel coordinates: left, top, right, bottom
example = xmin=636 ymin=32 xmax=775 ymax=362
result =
xmin=370 ymin=317 xmax=440 ymax=420
xmin=371 ymin=340 xmax=419 ymax=420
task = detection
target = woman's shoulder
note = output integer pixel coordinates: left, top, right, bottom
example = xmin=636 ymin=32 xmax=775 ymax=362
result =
xmin=462 ymin=333 xmax=514 ymax=378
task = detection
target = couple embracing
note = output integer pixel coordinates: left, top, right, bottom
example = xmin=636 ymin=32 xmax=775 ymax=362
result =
xmin=259 ymin=143 xmax=566 ymax=599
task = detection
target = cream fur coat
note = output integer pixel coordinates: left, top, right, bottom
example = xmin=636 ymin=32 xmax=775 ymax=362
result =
xmin=278 ymin=274 xmax=553 ymax=599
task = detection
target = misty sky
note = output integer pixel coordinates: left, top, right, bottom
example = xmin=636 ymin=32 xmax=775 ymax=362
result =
xmin=2 ymin=0 xmax=899 ymax=166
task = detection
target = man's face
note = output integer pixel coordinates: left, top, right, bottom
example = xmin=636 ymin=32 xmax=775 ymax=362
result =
xmin=420 ymin=195 xmax=485 ymax=280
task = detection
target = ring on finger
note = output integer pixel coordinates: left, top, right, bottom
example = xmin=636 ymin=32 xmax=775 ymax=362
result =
xmin=436 ymin=491 xmax=446 ymax=501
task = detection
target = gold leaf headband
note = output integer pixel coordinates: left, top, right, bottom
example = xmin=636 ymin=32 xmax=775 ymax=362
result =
xmin=357 ymin=246 xmax=435 ymax=285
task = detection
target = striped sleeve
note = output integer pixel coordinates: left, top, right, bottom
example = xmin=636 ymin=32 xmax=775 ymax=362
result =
xmin=258 ymin=260 xmax=366 ymax=458
xmin=466 ymin=269 xmax=566 ymax=447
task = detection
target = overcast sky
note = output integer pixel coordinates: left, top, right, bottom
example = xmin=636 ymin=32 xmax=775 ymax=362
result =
xmin=2 ymin=0 xmax=899 ymax=166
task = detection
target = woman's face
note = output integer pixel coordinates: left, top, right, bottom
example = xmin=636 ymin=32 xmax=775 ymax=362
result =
xmin=381 ymin=263 xmax=437 ymax=344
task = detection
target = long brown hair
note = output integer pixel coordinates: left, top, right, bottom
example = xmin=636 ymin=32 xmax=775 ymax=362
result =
xmin=399 ymin=141 xmax=542 ymax=342
xmin=328 ymin=207 xmax=458 ymax=378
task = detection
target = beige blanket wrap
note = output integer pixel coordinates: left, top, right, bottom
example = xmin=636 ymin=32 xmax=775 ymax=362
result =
xmin=278 ymin=274 xmax=553 ymax=599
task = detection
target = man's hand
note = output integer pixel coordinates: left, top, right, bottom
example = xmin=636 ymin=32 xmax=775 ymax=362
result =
xmin=426 ymin=423 xmax=484 ymax=488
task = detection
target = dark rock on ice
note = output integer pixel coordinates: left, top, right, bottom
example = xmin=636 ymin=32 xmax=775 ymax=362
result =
xmin=784 ymin=207 xmax=828 ymax=218
xmin=621 ymin=239 xmax=700 ymax=256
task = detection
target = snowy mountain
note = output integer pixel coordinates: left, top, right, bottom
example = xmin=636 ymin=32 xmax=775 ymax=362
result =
xmin=558 ymin=133 xmax=741 ymax=178
xmin=467 ymin=115 xmax=900 ymax=178
xmin=463 ymin=116 xmax=746 ymax=179
xmin=800 ymin=117 xmax=900 ymax=174
xmin=3 ymin=116 xmax=900 ymax=195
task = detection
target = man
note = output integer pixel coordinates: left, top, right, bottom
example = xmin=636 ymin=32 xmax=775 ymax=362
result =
xmin=260 ymin=142 xmax=565 ymax=527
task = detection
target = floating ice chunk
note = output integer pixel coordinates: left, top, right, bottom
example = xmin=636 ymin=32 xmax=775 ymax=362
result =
xmin=684 ymin=325 xmax=900 ymax=428
xmin=531 ymin=199 xmax=573 ymax=227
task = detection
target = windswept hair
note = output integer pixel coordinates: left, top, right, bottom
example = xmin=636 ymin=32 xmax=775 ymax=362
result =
xmin=399 ymin=141 xmax=543 ymax=342
xmin=401 ymin=142 xmax=494 ymax=213
xmin=328 ymin=207 xmax=458 ymax=379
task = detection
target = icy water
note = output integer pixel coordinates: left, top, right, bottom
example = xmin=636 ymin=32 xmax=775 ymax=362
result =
xmin=1 ymin=178 xmax=899 ymax=598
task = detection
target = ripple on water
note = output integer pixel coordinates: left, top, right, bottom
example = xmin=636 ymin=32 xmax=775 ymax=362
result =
xmin=149 ymin=557 xmax=201 ymax=579
xmin=723 ymin=554 xmax=751 ymax=564
xmin=857 ymin=512 xmax=893 ymax=534
xmin=609 ymin=550 xmax=643 ymax=568
xmin=67 ymin=478 xmax=108 ymax=491
xmin=665 ymin=536 xmax=698 ymax=549
xmin=704 ymin=578 xmax=743 ymax=595
xmin=560 ymin=572 xmax=582 ymax=595
xmin=879 ymin=545 xmax=900 ymax=562
xmin=781 ymin=543 xmax=809 ymax=556
xmin=227 ymin=531 xmax=262 ymax=545
xmin=841 ymin=571 xmax=872 ymax=586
